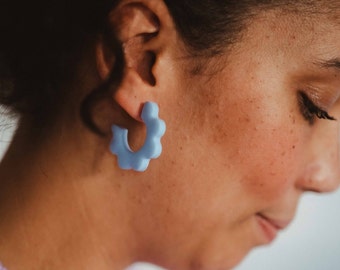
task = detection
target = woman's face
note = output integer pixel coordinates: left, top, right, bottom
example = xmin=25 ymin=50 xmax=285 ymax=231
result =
xmin=136 ymin=10 xmax=340 ymax=270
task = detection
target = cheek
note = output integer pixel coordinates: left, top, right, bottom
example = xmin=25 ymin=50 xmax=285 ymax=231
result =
xmin=206 ymin=93 xmax=304 ymax=203
xmin=239 ymin=130 xmax=300 ymax=201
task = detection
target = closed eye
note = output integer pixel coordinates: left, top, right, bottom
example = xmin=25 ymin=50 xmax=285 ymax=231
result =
xmin=298 ymin=91 xmax=336 ymax=125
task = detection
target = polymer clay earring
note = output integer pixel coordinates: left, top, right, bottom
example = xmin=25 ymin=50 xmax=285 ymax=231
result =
xmin=110 ymin=102 xmax=166 ymax=172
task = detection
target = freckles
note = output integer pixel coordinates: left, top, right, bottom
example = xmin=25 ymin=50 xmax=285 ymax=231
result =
xmin=289 ymin=113 xmax=296 ymax=124
xmin=241 ymin=125 xmax=300 ymax=197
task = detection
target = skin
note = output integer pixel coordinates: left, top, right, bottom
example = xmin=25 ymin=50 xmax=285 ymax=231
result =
xmin=0 ymin=1 xmax=340 ymax=270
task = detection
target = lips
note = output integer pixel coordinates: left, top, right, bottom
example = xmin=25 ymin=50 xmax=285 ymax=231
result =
xmin=255 ymin=213 xmax=291 ymax=243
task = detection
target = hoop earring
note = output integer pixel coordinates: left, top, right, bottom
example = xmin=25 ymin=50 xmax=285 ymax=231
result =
xmin=110 ymin=102 xmax=166 ymax=172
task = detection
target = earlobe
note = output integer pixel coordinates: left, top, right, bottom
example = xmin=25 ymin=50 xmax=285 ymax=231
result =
xmin=114 ymin=68 xmax=152 ymax=121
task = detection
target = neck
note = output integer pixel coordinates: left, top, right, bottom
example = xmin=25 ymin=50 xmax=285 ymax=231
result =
xmin=0 ymin=121 xmax=139 ymax=270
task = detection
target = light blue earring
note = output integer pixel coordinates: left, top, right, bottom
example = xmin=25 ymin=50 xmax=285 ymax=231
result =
xmin=110 ymin=102 xmax=166 ymax=172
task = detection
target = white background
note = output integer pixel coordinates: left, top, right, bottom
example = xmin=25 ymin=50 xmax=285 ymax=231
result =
xmin=1 ymin=114 xmax=340 ymax=270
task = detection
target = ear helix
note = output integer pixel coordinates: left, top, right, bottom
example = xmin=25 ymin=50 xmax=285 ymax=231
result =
xmin=110 ymin=102 xmax=166 ymax=172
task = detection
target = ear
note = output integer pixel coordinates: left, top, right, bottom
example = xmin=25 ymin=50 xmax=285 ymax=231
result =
xmin=96 ymin=0 xmax=173 ymax=121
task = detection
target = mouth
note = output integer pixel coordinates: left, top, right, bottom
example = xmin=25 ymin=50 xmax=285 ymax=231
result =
xmin=255 ymin=213 xmax=291 ymax=244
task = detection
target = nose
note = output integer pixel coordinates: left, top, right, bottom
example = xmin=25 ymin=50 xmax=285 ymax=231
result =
xmin=296 ymin=120 xmax=340 ymax=193
xmin=298 ymin=161 xmax=340 ymax=193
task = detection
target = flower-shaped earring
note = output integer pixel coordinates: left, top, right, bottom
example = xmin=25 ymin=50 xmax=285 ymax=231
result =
xmin=110 ymin=102 xmax=166 ymax=172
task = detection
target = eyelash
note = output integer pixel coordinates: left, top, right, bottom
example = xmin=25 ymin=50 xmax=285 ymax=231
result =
xmin=298 ymin=91 xmax=336 ymax=124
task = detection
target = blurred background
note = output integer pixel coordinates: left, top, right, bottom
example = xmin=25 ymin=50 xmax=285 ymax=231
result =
xmin=1 ymin=113 xmax=340 ymax=270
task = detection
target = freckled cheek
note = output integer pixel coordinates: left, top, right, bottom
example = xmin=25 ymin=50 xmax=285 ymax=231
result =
xmin=239 ymin=128 xmax=302 ymax=201
xmin=207 ymin=90 xmax=304 ymax=202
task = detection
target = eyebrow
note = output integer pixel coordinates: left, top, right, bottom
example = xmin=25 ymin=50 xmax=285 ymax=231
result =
xmin=316 ymin=58 xmax=340 ymax=72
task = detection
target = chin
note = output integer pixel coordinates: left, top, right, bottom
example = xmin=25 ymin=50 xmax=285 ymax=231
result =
xmin=185 ymin=248 xmax=251 ymax=270
xmin=151 ymin=247 xmax=250 ymax=270
xmin=186 ymin=258 xmax=245 ymax=270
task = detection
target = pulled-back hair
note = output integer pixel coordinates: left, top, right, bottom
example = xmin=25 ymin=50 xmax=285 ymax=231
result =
xmin=0 ymin=0 xmax=335 ymax=132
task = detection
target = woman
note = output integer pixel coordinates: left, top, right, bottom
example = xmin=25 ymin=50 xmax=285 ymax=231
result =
xmin=0 ymin=0 xmax=339 ymax=269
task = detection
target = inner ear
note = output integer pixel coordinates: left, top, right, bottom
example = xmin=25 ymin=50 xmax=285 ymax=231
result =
xmin=111 ymin=3 xmax=160 ymax=86
xmin=124 ymin=39 xmax=156 ymax=86
xmin=138 ymin=50 xmax=156 ymax=87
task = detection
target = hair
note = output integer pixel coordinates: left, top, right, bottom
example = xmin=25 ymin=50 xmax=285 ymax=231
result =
xmin=0 ymin=0 xmax=335 ymax=133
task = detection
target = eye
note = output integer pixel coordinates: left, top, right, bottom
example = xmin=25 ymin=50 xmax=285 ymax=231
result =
xmin=298 ymin=91 xmax=336 ymax=124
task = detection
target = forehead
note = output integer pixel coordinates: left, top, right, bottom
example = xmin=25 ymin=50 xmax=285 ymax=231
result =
xmin=235 ymin=8 xmax=340 ymax=68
